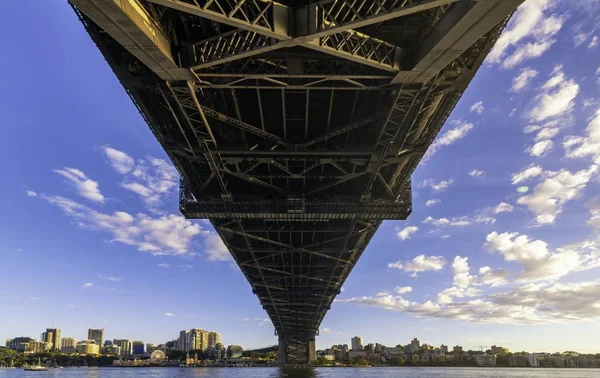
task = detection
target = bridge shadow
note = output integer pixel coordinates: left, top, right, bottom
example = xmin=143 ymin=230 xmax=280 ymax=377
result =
xmin=270 ymin=367 xmax=318 ymax=378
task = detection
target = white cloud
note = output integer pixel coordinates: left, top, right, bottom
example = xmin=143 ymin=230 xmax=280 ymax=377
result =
xmin=420 ymin=179 xmax=453 ymax=192
xmin=489 ymin=1 xmax=563 ymax=68
xmin=68 ymin=304 xmax=76 ymax=308
xmin=494 ymin=202 xmax=514 ymax=214
xmin=524 ymin=125 xmax=542 ymax=134
xmin=485 ymin=231 xmax=581 ymax=281
xmin=528 ymin=66 xmax=579 ymax=122
xmin=336 ymin=280 xmax=600 ymax=324
xmin=517 ymin=165 xmax=598 ymax=224
xmin=395 ymin=286 xmax=412 ymax=295
xmin=535 ymin=127 xmax=559 ymax=141
xmin=157 ymin=263 xmax=170 ymax=268
xmin=163 ymin=312 xmax=175 ymax=317
xmin=423 ymin=216 xmax=471 ymax=227
xmin=104 ymin=147 xmax=135 ymax=174
xmin=564 ymin=109 xmax=600 ymax=165
xmin=103 ymin=147 xmax=178 ymax=210
xmin=511 ymin=165 xmax=543 ymax=184
xmin=527 ymin=140 xmax=554 ymax=157
xmin=99 ymin=275 xmax=121 ymax=281
xmin=511 ymin=68 xmax=538 ymax=92
xmin=574 ymin=32 xmax=591 ymax=47
xmin=397 ymin=226 xmax=418 ymax=241
xmin=425 ymin=199 xmax=440 ymax=207
xmin=588 ymin=36 xmax=598 ymax=49
xmin=427 ymin=120 xmax=474 ymax=158
xmin=502 ymin=40 xmax=555 ymax=69
xmin=43 ymin=195 xmax=206 ymax=256
xmin=469 ymin=169 xmax=484 ymax=177
xmin=25 ymin=190 xmax=37 ymax=197
xmin=53 ymin=168 xmax=105 ymax=203
xmin=204 ymin=233 xmax=231 ymax=261
xmin=376 ymin=291 xmax=390 ymax=297
xmin=83 ymin=283 xmax=94 ymax=289
xmin=469 ymin=101 xmax=484 ymax=114
xmin=388 ymin=255 xmax=446 ymax=276
xmin=589 ymin=199 xmax=600 ymax=229
xmin=452 ymin=256 xmax=474 ymax=289
xmin=478 ymin=266 xmax=508 ymax=287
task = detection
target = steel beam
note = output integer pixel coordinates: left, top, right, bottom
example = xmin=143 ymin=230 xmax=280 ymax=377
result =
xmin=70 ymin=0 xmax=193 ymax=81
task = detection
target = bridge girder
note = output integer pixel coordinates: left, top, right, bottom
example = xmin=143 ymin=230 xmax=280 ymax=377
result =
xmin=70 ymin=0 xmax=524 ymax=364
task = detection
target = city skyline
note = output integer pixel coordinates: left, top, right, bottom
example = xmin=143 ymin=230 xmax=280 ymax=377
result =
xmin=2 ymin=0 xmax=600 ymax=353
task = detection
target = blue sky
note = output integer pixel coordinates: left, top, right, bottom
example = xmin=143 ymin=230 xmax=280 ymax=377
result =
xmin=1 ymin=0 xmax=600 ymax=352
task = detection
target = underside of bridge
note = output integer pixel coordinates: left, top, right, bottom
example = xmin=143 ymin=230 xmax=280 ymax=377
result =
xmin=70 ymin=0 xmax=523 ymax=364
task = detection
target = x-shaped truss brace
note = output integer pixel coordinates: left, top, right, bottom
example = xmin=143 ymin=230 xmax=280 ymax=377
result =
xmin=148 ymin=0 xmax=460 ymax=71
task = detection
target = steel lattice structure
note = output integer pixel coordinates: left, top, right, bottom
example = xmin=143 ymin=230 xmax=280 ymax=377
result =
xmin=70 ymin=0 xmax=523 ymax=363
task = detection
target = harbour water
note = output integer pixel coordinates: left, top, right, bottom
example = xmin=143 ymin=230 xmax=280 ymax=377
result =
xmin=0 ymin=367 xmax=599 ymax=377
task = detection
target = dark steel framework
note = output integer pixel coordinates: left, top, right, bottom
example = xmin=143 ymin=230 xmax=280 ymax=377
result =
xmin=70 ymin=0 xmax=523 ymax=364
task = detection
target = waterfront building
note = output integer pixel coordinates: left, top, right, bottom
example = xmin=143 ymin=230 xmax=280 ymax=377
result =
xmin=474 ymin=354 xmax=496 ymax=367
xmin=41 ymin=328 xmax=61 ymax=351
xmin=453 ymin=345 xmax=463 ymax=353
xmin=409 ymin=338 xmax=420 ymax=353
xmin=25 ymin=341 xmax=52 ymax=354
xmin=440 ymin=345 xmax=449 ymax=354
xmin=132 ymin=341 xmax=145 ymax=355
xmin=104 ymin=345 xmax=121 ymax=356
xmin=6 ymin=337 xmax=34 ymax=351
xmin=146 ymin=343 xmax=157 ymax=353
xmin=87 ymin=329 xmax=104 ymax=348
xmin=490 ymin=345 xmax=509 ymax=355
xmin=113 ymin=339 xmax=133 ymax=356
xmin=76 ymin=340 xmax=100 ymax=355
xmin=208 ymin=331 xmax=221 ymax=347
xmin=351 ymin=336 xmax=363 ymax=351
xmin=60 ymin=337 xmax=77 ymax=354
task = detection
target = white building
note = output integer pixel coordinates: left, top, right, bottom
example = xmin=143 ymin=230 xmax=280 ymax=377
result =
xmin=474 ymin=354 xmax=496 ymax=367
xmin=351 ymin=336 xmax=363 ymax=351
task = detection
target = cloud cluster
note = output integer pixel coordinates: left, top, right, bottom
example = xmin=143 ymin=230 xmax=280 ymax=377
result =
xmin=485 ymin=231 xmax=599 ymax=281
xmin=336 ymin=280 xmax=600 ymax=324
xmin=511 ymin=165 xmax=543 ymax=184
xmin=469 ymin=170 xmax=483 ymax=177
xmin=564 ymin=109 xmax=600 ymax=165
xmin=397 ymin=226 xmax=418 ymax=241
xmin=54 ymin=168 xmax=105 ymax=203
xmin=469 ymin=101 xmax=484 ymax=114
xmin=43 ymin=195 xmax=205 ymax=256
xmin=528 ymin=66 xmax=579 ymax=123
xmin=388 ymin=255 xmax=446 ymax=277
xmin=511 ymin=68 xmax=538 ymax=92
xmin=427 ymin=120 xmax=474 ymax=158
xmin=517 ymin=165 xmax=598 ymax=224
xmin=420 ymin=179 xmax=453 ymax=192
xmin=103 ymin=147 xmax=178 ymax=211
xmin=488 ymin=0 xmax=564 ymax=69
xmin=425 ymin=199 xmax=440 ymax=207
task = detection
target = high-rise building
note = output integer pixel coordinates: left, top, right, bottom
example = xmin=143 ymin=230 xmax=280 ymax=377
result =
xmin=104 ymin=345 xmax=121 ymax=356
xmin=178 ymin=330 xmax=188 ymax=351
xmin=87 ymin=329 xmax=104 ymax=348
xmin=440 ymin=345 xmax=449 ymax=354
xmin=113 ymin=339 xmax=133 ymax=356
xmin=410 ymin=338 xmax=420 ymax=353
xmin=132 ymin=341 xmax=145 ymax=355
xmin=351 ymin=336 xmax=363 ymax=351
xmin=180 ymin=329 xmax=212 ymax=352
xmin=76 ymin=340 xmax=100 ymax=355
xmin=60 ymin=337 xmax=77 ymax=354
xmin=453 ymin=345 xmax=463 ymax=353
xmin=208 ymin=331 xmax=221 ymax=347
xmin=146 ymin=343 xmax=157 ymax=353
xmin=41 ymin=328 xmax=61 ymax=351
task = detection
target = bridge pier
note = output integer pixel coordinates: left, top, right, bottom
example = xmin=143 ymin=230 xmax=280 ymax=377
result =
xmin=278 ymin=336 xmax=316 ymax=364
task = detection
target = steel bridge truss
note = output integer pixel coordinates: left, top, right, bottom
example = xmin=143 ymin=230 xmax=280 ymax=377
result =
xmin=70 ymin=0 xmax=523 ymax=364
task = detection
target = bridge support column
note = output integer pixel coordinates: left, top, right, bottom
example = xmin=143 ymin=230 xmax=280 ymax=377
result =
xmin=277 ymin=336 xmax=316 ymax=364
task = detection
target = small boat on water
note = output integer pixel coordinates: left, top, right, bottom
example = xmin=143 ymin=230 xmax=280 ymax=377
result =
xmin=24 ymin=358 xmax=47 ymax=371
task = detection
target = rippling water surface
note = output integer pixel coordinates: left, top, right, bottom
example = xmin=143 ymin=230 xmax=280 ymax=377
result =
xmin=1 ymin=367 xmax=599 ymax=378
